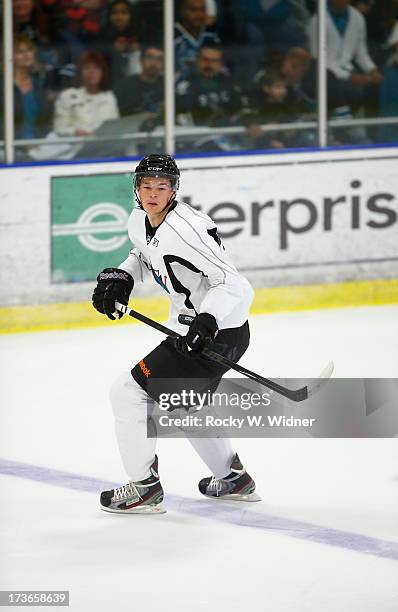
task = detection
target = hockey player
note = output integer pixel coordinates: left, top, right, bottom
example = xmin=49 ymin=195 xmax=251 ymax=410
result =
xmin=92 ymin=154 xmax=260 ymax=514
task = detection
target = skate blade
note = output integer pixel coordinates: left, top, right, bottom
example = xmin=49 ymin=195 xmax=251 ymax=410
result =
xmin=206 ymin=491 xmax=262 ymax=503
xmin=101 ymin=504 xmax=167 ymax=515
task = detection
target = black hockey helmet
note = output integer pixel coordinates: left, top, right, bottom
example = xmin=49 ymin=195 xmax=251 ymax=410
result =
xmin=134 ymin=154 xmax=180 ymax=191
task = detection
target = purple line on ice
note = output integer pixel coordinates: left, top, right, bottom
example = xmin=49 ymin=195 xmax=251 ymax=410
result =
xmin=1 ymin=457 xmax=398 ymax=562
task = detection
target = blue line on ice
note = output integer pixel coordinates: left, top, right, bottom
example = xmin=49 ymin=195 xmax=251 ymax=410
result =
xmin=1 ymin=457 xmax=397 ymax=562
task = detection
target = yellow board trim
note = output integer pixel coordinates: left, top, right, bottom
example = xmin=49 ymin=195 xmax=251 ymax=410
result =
xmin=1 ymin=279 xmax=398 ymax=335
xmin=251 ymin=278 xmax=398 ymax=315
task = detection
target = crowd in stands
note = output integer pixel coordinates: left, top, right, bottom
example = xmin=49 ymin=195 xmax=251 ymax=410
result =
xmin=1 ymin=0 xmax=398 ymax=160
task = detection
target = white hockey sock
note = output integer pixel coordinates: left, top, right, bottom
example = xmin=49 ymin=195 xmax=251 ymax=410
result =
xmin=110 ymin=371 xmax=156 ymax=482
xmin=186 ymin=436 xmax=234 ymax=479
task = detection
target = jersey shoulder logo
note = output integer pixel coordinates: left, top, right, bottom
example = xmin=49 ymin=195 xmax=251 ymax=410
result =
xmin=207 ymin=227 xmax=224 ymax=248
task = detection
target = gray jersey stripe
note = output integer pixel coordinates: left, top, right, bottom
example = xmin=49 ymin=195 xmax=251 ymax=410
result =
xmin=129 ymin=250 xmax=144 ymax=282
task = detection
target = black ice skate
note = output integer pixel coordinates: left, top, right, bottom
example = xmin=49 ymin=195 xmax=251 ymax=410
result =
xmin=100 ymin=456 xmax=166 ymax=514
xmin=198 ymin=453 xmax=261 ymax=502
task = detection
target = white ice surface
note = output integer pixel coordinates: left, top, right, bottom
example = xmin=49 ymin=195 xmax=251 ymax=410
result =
xmin=1 ymin=305 xmax=398 ymax=612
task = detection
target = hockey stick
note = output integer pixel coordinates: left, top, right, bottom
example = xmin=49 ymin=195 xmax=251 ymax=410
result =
xmin=114 ymin=301 xmax=334 ymax=402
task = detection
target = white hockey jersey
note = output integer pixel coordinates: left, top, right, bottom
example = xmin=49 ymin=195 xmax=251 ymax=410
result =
xmin=118 ymin=201 xmax=254 ymax=332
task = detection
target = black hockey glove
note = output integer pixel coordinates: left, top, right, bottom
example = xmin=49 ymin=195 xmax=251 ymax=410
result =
xmin=175 ymin=313 xmax=218 ymax=356
xmin=92 ymin=268 xmax=134 ymax=320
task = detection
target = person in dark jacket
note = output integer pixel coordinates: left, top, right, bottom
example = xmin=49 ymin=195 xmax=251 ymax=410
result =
xmin=176 ymin=42 xmax=245 ymax=127
xmin=114 ymin=45 xmax=164 ymax=117
xmin=175 ymin=42 xmax=247 ymax=152
xmin=101 ymin=0 xmax=141 ymax=87
xmin=175 ymin=0 xmax=220 ymax=79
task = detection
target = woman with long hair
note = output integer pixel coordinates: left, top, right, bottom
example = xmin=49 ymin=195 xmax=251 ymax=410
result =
xmin=54 ymin=50 xmax=119 ymax=141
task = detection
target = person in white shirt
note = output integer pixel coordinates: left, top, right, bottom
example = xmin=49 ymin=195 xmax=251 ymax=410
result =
xmin=92 ymin=154 xmax=260 ymax=514
xmin=54 ymin=50 xmax=119 ymax=157
xmin=307 ymin=0 xmax=382 ymax=114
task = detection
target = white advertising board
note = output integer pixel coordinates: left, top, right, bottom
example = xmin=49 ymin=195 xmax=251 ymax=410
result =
xmin=179 ymin=155 xmax=398 ymax=276
xmin=0 ymin=148 xmax=397 ymax=306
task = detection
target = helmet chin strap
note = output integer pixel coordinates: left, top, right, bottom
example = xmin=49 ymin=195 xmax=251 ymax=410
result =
xmin=134 ymin=187 xmax=143 ymax=209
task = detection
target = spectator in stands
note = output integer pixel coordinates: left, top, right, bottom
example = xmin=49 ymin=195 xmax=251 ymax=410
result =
xmin=0 ymin=35 xmax=52 ymax=144
xmin=372 ymin=2 xmax=398 ymax=142
xmin=245 ymin=67 xmax=311 ymax=149
xmin=281 ymin=46 xmax=311 ymax=89
xmin=213 ymin=0 xmax=264 ymax=88
xmin=114 ymin=45 xmax=163 ymax=117
xmin=307 ymin=0 xmax=383 ymax=116
xmin=176 ymin=42 xmax=245 ymax=126
xmin=361 ymin=0 xmax=398 ymax=66
xmin=231 ymin=0 xmax=308 ymax=53
xmin=12 ymin=0 xmax=61 ymax=87
xmin=13 ymin=0 xmax=50 ymax=46
xmin=40 ymin=0 xmax=108 ymax=97
xmin=176 ymin=42 xmax=246 ymax=151
xmin=43 ymin=0 xmax=106 ymax=60
xmin=254 ymin=46 xmax=313 ymax=106
xmin=344 ymin=0 xmax=398 ymax=143
xmin=53 ymin=50 xmax=119 ymax=157
xmin=102 ymin=0 xmax=141 ymax=87
xmin=121 ymin=0 xmax=162 ymax=46
xmin=175 ymin=0 xmax=220 ymax=79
